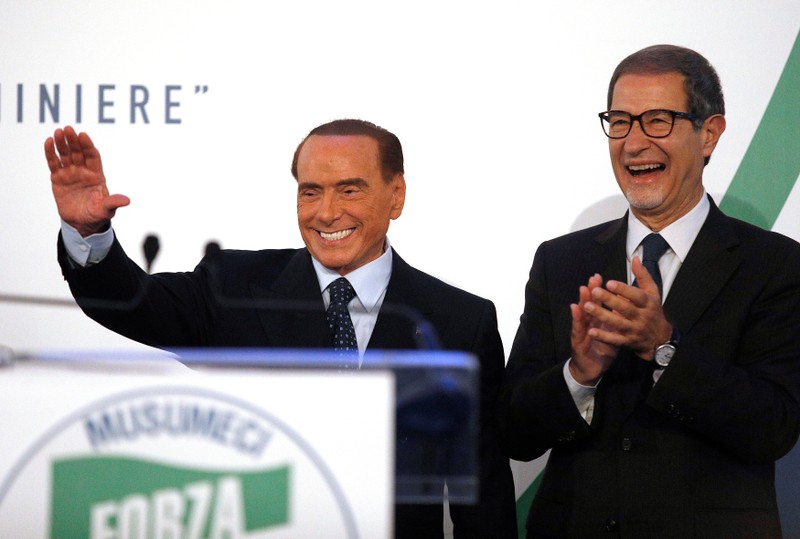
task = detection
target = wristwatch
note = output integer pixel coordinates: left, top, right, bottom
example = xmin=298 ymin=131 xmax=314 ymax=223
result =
xmin=654 ymin=327 xmax=681 ymax=368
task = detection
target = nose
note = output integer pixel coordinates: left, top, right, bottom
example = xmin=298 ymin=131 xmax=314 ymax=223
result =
xmin=317 ymin=191 xmax=342 ymax=223
xmin=623 ymin=120 xmax=651 ymax=153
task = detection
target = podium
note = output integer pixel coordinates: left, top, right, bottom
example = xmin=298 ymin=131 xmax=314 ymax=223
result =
xmin=0 ymin=348 xmax=479 ymax=539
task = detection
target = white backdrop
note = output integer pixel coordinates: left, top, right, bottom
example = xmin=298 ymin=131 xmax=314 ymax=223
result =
xmin=2 ymin=1 xmax=800 ymax=535
xmin=1 ymin=1 xmax=798 ymax=354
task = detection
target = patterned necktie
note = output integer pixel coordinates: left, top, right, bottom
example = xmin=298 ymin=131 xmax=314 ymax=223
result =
xmin=326 ymin=277 xmax=358 ymax=359
xmin=635 ymin=233 xmax=671 ymax=299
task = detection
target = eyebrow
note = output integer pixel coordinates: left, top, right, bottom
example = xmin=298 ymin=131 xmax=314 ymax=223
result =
xmin=297 ymin=178 xmax=368 ymax=190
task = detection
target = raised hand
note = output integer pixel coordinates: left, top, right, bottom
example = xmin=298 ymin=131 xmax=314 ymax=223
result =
xmin=569 ymin=273 xmax=620 ymax=384
xmin=45 ymin=126 xmax=130 ymax=237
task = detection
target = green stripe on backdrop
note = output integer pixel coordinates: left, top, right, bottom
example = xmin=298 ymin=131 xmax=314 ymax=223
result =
xmin=720 ymin=28 xmax=800 ymax=227
xmin=515 ymin=28 xmax=800 ymax=539
xmin=515 ymin=473 xmax=543 ymax=538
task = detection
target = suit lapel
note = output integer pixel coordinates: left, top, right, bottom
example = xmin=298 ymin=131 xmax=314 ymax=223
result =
xmin=663 ymin=200 xmax=742 ymax=333
xmin=368 ymin=250 xmax=431 ymax=350
xmin=594 ymin=215 xmax=629 ymax=285
xmin=248 ymin=250 xmax=331 ymax=348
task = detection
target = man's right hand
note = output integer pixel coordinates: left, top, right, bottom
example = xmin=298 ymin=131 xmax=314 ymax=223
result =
xmin=569 ymin=273 xmax=619 ymax=385
xmin=45 ymin=126 xmax=130 ymax=237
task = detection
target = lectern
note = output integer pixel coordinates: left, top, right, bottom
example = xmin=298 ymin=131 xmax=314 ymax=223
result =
xmin=0 ymin=348 xmax=479 ymax=539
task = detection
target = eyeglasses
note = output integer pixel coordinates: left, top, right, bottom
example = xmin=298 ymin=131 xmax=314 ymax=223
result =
xmin=598 ymin=109 xmax=698 ymax=139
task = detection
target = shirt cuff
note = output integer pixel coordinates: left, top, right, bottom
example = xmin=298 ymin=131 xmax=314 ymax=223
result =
xmin=563 ymin=359 xmax=598 ymax=424
xmin=61 ymin=220 xmax=114 ymax=267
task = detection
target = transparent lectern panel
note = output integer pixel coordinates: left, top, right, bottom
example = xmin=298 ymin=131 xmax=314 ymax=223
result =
xmin=172 ymin=348 xmax=480 ymax=505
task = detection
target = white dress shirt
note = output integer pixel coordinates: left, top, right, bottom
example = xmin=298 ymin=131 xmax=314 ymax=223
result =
xmin=61 ymin=221 xmax=114 ymax=266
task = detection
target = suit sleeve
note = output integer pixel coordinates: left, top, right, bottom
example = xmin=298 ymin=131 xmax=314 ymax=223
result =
xmin=57 ymin=232 xmax=215 ymax=347
xmin=496 ymin=241 xmax=592 ymax=462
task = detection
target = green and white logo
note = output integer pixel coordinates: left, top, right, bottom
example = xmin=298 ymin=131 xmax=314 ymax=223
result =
xmin=0 ymin=387 xmax=358 ymax=538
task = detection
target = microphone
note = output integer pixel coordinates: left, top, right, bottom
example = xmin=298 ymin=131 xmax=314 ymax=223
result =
xmin=204 ymin=240 xmax=221 ymax=259
xmin=142 ymin=234 xmax=160 ymax=273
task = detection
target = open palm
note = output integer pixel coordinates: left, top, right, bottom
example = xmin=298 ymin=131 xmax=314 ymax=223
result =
xmin=45 ymin=126 xmax=130 ymax=236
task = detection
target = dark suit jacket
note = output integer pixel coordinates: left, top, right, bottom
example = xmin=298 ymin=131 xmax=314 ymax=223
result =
xmin=498 ymin=199 xmax=800 ymax=538
xmin=58 ymin=238 xmax=517 ymax=539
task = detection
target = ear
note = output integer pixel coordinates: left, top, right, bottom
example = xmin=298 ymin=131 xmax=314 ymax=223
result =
xmin=390 ymin=173 xmax=406 ymax=220
xmin=701 ymin=114 xmax=726 ymax=160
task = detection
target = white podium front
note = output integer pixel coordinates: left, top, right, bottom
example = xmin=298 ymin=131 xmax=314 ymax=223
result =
xmin=0 ymin=348 xmax=479 ymax=539
xmin=0 ymin=351 xmax=396 ymax=538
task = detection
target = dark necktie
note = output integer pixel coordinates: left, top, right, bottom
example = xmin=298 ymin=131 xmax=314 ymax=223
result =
xmin=635 ymin=233 xmax=671 ymax=299
xmin=326 ymin=277 xmax=358 ymax=360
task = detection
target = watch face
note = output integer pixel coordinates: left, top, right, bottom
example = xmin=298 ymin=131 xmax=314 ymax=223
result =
xmin=655 ymin=344 xmax=676 ymax=367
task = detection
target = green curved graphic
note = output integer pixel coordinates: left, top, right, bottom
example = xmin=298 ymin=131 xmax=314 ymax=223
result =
xmin=720 ymin=29 xmax=800 ymax=227
xmin=516 ymin=28 xmax=800 ymax=538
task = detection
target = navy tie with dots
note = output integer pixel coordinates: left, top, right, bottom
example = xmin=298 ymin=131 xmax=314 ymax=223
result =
xmin=635 ymin=233 xmax=671 ymax=300
xmin=326 ymin=277 xmax=358 ymax=363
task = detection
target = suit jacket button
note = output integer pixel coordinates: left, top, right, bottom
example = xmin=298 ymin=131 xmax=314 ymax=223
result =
xmin=605 ymin=518 xmax=619 ymax=532
xmin=557 ymin=430 xmax=576 ymax=444
xmin=622 ymin=437 xmax=632 ymax=451
xmin=666 ymin=404 xmax=679 ymax=417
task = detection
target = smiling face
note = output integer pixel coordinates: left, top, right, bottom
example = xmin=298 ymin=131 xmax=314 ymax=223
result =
xmin=296 ymin=135 xmax=405 ymax=275
xmin=609 ymin=71 xmax=725 ymax=230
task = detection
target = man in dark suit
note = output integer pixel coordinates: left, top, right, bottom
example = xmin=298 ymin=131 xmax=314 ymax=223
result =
xmin=498 ymin=45 xmax=800 ymax=538
xmin=45 ymin=119 xmax=516 ymax=538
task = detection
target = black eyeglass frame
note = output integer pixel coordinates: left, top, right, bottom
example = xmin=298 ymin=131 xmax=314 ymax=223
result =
xmin=598 ymin=109 xmax=699 ymax=139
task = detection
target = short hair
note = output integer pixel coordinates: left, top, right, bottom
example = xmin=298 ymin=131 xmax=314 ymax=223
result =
xmin=291 ymin=119 xmax=404 ymax=183
xmin=607 ymin=44 xmax=725 ymax=125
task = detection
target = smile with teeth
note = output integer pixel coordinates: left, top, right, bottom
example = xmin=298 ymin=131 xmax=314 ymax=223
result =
xmin=319 ymin=228 xmax=355 ymax=241
xmin=628 ymin=163 xmax=664 ymax=176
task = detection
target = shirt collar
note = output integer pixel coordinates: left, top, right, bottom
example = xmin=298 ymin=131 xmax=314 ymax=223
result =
xmin=311 ymin=237 xmax=393 ymax=313
xmin=626 ymin=192 xmax=710 ymax=262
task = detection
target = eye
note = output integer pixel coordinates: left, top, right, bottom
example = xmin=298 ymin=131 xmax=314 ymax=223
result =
xmin=299 ymin=188 xmax=320 ymax=199
xmin=340 ymin=185 xmax=363 ymax=197
xmin=646 ymin=111 xmax=672 ymax=124
xmin=607 ymin=113 xmax=630 ymax=128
